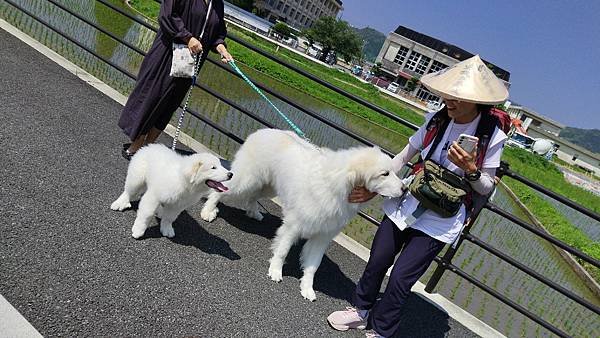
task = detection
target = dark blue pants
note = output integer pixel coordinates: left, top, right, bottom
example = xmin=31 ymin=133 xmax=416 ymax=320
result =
xmin=352 ymin=216 xmax=446 ymax=337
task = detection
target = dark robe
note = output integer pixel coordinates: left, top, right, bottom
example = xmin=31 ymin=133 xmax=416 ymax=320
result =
xmin=118 ymin=0 xmax=226 ymax=140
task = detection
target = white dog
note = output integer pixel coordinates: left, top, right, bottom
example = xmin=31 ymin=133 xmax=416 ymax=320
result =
xmin=200 ymin=129 xmax=404 ymax=301
xmin=111 ymin=144 xmax=232 ymax=239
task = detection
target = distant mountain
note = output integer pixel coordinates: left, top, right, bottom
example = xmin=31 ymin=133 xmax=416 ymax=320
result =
xmin=353 ymin=27 xmax=386 ymax=62
xmin=560 ymin=127 xmax=600 ymax=154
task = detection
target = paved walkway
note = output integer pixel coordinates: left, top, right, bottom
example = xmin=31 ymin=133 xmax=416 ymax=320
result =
xmin=0 ymin=26 xmax=480 ymax=337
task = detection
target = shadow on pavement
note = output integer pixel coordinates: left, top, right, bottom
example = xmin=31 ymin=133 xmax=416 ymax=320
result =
xmin=392 ymin=293 xmax=452 ymax=337
xmin=217 ymin=203 xmax=358 ymax=303
xmin=131 ymin=208 xmax=241 ymax=261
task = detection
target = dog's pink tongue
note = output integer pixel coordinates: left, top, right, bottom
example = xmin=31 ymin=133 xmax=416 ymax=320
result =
xmin=206 ymin=180 xmax=229 ymax=192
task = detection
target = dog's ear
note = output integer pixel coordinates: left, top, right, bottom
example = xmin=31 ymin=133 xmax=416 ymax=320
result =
xmin=189 ymin=161 xmax=203 ymax=184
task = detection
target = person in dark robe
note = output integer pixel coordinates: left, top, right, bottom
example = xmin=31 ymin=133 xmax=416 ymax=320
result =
xmin=119 ymin=0 xmax=232 ymax=159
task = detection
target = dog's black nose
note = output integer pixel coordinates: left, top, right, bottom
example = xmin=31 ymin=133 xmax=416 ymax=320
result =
xmin=227 ymin=172 xmax=233 ymax=179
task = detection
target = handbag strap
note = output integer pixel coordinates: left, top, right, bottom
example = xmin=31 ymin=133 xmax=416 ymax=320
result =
xmin=198 ymin=0 xmax=213 ymax=41
xmin=171 ymin=0 xmax=213 ymax=151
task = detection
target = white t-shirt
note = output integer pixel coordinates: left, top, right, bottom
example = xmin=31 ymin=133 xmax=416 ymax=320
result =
xmin=383 ymin=112 xmax=507 ymax=244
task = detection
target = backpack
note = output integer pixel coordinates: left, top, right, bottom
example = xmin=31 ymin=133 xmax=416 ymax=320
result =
xmin=412 ymin=106 xmax=510 ymax=223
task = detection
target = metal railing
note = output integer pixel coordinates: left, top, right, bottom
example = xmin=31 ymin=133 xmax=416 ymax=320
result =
xmin=3 ymin=1 xmax=599 ymax=336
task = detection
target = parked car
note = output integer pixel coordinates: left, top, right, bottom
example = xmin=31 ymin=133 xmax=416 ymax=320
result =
xmin=506 ymin=132 xmax=536 ymax=149
xmin=371 ymin=76 xmax=390 ymax=89
xmin=507 ymin=132 xmax=555 ymax=157
xmin=324 ymin=51 xmax=337 ymax=65
xmin=426 ymin=100 xmax=443 ymax=112
xmin=282 ymin=36 xmax=298 ymax=47
xmin=386 ymin=82 xmax=400 ymax=93
xmin=307 ymin=45 xmax=322 ymax=59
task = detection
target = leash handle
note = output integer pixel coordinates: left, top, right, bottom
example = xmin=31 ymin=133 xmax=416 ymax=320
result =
xmin=228 ymin=60 xmax=308 ymax=141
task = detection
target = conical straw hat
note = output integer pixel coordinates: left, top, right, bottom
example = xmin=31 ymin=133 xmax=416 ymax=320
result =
xmin=420 ymin=55 xmax=509 ymax=104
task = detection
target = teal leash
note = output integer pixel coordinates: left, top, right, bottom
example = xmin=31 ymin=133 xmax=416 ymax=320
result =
xmin=228 ymin=60 xmax=308 ymax=141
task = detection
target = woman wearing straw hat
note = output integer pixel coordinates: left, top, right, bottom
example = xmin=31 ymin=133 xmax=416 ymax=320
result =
xmin=328 ymin=55 xmax=510 ymax=338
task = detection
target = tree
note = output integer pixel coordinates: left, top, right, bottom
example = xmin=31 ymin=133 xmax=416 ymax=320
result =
xmin=371 ymin=62 xmax=384 ymax=77
xmin=271 ymin=22 xmax=294 ymax=39
xmin=253 ymin=0 xmax=267 ymax=16
xmin=406 ymin=76 xmax=419 ymax=92
xmin=302 ymin=16 xmax=363 ymax=63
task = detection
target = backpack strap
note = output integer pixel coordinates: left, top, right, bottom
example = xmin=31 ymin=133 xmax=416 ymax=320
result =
xmin=473 ymin=110 xmax=497 ymax=169
xmin=412 ymin=109 xmax=450 ymax=174
xmin=465 ymin=109 xmax=505 ymax=221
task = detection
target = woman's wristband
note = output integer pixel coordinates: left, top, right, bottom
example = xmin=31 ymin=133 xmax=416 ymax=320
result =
xmin=465 ymin=170 xmax=482 ymax=182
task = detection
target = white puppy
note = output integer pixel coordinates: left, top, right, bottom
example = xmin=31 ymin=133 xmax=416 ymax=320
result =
xmin=200 ymin=129 xmax=404 ymax=301
xmin=111 ymin=144 xmax=232 ymax=239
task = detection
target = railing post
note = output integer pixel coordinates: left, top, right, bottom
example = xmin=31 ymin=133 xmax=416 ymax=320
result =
xmin=424 ymin=161 xmax=510 ymax=293
xmin=424 ymin=232 xmax=465 ymax=293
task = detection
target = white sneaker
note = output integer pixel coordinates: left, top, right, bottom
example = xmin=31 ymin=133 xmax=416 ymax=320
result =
xmin=327 ymin=306 xmax=368 ymax=331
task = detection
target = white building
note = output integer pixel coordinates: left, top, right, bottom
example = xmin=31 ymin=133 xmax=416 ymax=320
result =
xmin=256 ymin=0 xmax=343 ymax=29
xmin=506 ymin=104 xmax=565 ymax=136
xmin=376 ymin=26 xmax=510 ymax=103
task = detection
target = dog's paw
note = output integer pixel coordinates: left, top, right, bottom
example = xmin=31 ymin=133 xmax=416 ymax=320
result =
xmin=300 ymin=288 xmax=317 ymax=302
xmin=160 ymin=224 xmax=175 ymax=238
xmin=110 ymin=197 xmax=131 ymax=211
xmin=200 ymin=207 xmax=218 ymax=222
xmin=131 ymin=225 xmax=146 ymax=239
xmin=246 ymin=209 xmax=263 ymax=221
xmin=268 ymin=266 xmax=283 ymax=283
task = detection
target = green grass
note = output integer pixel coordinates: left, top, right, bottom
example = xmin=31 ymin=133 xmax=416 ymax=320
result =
xmin=128 ymin=0 xmax=160 ymax=17
xmin=501 ymin=147 xmax=600 ymax=281
xmin=226 ymin=26 xmax=424 ymax=125
xmin=502 ymin=147 xmax=600 ymax=214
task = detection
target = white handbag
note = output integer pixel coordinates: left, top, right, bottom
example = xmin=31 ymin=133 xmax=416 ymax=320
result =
xmin=169 ymin=0 xmax=213 ymax=78
xmin=170 ymin=44 xmax=195 ymax=78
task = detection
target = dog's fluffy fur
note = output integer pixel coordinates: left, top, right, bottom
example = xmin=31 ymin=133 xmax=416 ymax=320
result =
xmin=111 ymin=144 xmax=232 ymax=239
xmin=200 ymin=129 xmax=403 ymax=301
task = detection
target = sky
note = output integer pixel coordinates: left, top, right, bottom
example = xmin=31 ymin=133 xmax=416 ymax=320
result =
xmin=338 ymin=0 xmax=600 ymax=130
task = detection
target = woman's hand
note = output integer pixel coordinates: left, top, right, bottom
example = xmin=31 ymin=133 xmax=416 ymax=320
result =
xmin=188 ymin=37 xmax=203 ymax=55
xmin=216 ymin=44 xmax=233 ymax=63
xmin=447 ymin=142 xmax=478 ymax=174
xmin=348 ymin=186 xmax=377 ymax=203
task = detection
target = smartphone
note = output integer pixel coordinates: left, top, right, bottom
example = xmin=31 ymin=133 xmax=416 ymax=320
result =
xmin=457 ymin=134 xmax=479 ymax=153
